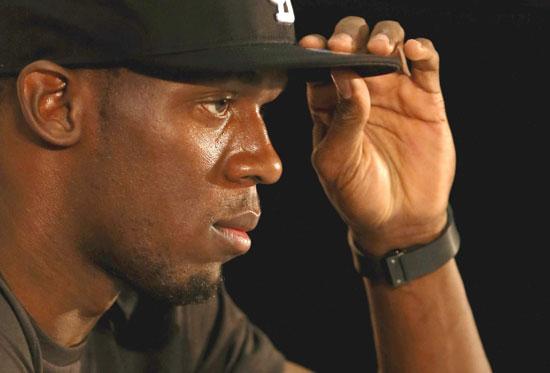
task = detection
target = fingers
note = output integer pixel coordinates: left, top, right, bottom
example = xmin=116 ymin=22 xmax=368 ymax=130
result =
xmin=365 ymin=20 xmax=441 ymax=94
xmin=367 ymin=20 xmax=405 ymax=56
xmin=300 ymin=18 xmax=441 ymax=95
xmin=299 ymin=16 xmax=370 ymax=54
xmin=300 ymin=16 xmax=442 ymax=152
xmin=404 ymin=38 xmax=441 ymax=93
xmin=301 ymin=17 xmax=373 ymax=150
xmin=327 ymin=16 xmax=370 ymax=53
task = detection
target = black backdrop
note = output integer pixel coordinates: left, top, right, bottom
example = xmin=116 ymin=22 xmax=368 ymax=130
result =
xmin=224 ymin=1 xmax=549 ymax=372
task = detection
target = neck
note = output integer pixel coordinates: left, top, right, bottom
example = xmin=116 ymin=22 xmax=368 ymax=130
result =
xmin=0 ymin=194 xmax=120 ymax=347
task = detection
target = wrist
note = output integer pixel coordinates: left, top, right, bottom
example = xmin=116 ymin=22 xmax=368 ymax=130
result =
xmin=350 ymin=211 xmax=448 ymax=257
xmin=348 ymin=206 xmax=459 ymax=287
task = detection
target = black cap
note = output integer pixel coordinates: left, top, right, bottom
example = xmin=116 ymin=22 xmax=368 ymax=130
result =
xmin=0 ymin=0 xmax=402 ymax=81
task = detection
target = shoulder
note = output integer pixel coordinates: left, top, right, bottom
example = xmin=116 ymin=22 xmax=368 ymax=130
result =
xmin=0 ymin=279 xmax=38 ymax=372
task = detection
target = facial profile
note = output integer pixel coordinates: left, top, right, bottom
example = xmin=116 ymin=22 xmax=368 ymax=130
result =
xmin=63 ymin=67 xmax=287 ymax=305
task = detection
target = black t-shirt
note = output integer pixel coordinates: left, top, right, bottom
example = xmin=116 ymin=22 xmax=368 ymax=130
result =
xmin=0 ymin=275 xmax=285 ymax=372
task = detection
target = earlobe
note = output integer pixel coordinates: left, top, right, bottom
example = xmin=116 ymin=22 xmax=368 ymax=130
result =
xmin=16 ymin=60 xmax=82 ymax=147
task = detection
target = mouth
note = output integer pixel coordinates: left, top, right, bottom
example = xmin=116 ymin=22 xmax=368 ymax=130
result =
xmin=212 ymin=211 xmax=260 ymax=256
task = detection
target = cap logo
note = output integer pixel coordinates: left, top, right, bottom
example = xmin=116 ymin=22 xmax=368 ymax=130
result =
xmin=270 ymin=0 xmax=295 ymax=24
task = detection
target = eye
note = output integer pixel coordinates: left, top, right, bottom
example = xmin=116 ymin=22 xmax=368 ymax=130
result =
xmin=202 ymin=98 xmax=232 ymax=117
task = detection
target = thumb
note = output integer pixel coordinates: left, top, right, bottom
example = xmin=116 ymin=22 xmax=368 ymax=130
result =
xmin=322 ymin=69 xmax=371 ymax=150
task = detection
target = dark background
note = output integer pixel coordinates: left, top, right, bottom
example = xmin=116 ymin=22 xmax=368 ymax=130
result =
xmin=224 ymin=1 xmax=549 ymax=372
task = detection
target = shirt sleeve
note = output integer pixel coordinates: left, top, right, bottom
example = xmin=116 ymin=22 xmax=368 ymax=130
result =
xmin=175 ymin=285 xmax=286 ymax=373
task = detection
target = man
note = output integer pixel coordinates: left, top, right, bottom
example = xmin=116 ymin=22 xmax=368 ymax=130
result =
xmin=0 ymin=0 xmax=491 ymax=372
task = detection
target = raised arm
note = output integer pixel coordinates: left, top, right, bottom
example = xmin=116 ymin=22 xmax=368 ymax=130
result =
xmin=298 ymin=16 xmax=492 ymax=372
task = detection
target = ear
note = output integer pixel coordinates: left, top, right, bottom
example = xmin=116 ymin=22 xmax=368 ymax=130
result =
xmin=16 ymin=60 xmax=82 ymax=147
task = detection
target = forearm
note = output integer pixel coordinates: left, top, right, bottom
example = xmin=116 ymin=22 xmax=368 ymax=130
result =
xmin=364 ymin=259 xmax=492 ymax=373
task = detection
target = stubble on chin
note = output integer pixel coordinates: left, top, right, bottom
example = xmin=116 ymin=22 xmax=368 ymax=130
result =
xmin=86 ymin=244 xmax=224 ymax=306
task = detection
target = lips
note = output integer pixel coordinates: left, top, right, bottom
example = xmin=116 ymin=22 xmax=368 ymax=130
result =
xmin=212 ymin=211 xmax=261 ymax=256
xmin=214 ymin=211 xmax=260 ymax=233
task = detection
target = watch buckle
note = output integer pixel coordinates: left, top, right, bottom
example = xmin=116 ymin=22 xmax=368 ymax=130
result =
xmin=384 ymin=250 xmax=406 ymax=287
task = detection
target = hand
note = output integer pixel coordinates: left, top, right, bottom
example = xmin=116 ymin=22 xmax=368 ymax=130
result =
xmin=300 ymin=17 xmax=456 ymax=256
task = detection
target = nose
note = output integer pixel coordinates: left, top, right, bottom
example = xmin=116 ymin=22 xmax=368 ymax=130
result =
xmin=223 ymin=115 xmax=283 ymax=187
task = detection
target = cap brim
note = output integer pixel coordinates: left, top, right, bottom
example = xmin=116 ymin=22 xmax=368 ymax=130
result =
xmin=130 ymin=43 xmax=402 ymax=82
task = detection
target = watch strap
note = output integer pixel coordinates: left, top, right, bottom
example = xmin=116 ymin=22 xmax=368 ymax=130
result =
xmin=348 ymin=206 xmax=460 ymax=287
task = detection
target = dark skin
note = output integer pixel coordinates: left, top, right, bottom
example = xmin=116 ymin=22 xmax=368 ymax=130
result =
xmin=0 ymin=63 xmax=286 ymax=345
xmin=0 ymin=17 xmax=491 ymax=373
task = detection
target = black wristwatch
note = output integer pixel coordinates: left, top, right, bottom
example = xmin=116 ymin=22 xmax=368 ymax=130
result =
xmin=347 ymin=206 xmax=460 ymax=287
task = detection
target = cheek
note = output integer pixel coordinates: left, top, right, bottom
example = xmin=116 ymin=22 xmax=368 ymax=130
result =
xmin=85 ymin=115 xmax=227 ymax=263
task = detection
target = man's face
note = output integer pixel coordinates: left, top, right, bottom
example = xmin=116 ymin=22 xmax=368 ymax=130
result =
xmin=76 ymin=68 xmax=285 ymax=304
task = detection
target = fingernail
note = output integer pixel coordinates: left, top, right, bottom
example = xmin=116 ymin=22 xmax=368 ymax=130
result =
xmin=371 ymin=33 xmax=390 ymax=45
xmin=328 ymin=33 xmax=354 ymax=51
xmin=331 ymin=72 xmax=352 ymax=100
xmin=411 ymin=39 xmax=424 ymax=50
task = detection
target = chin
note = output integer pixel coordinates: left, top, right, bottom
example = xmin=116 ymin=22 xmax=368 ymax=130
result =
xmin=92 ymin=245 xmax=224 ymax=306
xmin=131 ymin=263 xmax=225 ymax=306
